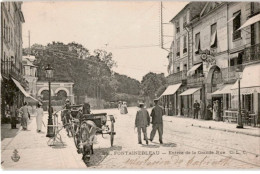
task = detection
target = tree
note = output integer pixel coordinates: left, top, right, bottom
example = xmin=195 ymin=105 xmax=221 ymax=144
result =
xmin=141 ymin=72 xmax=166 ymax=99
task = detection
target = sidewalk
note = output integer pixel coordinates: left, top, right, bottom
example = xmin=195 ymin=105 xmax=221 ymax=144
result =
xmin=163 ymin=115 xmax=260 ymax=137
xmin=1 ymin=112 xmax=86 ymax=170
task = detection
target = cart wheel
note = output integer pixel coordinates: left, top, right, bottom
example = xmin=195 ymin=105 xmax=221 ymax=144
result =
xmin=110 ymin=121 xmax=114 ymax=147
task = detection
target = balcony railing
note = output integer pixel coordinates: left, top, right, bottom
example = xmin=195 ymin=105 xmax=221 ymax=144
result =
xmin=221 ymin=43 xmax=260 ymax=83
xmin=221 ymin=64 xmax=245 ymax=83
xmin=187 ymin=73 xmax=204 ymax=86
xmin=244 ymin=43 xmax=260 ymax=63
xmin=167 ymin=70 xmax=187 ymax=85
xmin=1 ymin=61 xmax=28 ymax=87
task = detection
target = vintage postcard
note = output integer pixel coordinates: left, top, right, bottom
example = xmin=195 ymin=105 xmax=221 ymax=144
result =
xmin=1 ymin=0 xmax=260 ymax=170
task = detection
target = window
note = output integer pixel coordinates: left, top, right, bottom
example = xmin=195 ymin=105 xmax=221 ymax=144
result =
xmin=233 ymin=11 xmax=241 ymax=40
xmin=183 ymin=15 xmax=187 ymax=28
xmin=184 ymin=64 xmax=187 ymax=70
xmin=177 ymin=67 xmax=180 ymax=72
xmin=177 ymin=39 xmax=180 ymax=57
xmin=210 ymin=23 xmax=217 ymax=48
xmin=3 ymin=20 xmax=5 ymax=39
xmin=195 ymin=32 xmax=200 ymax=54
xmin=183 ymin=35 xmax=187 ymax=53
xmin=176 ymin=20 xmax=180 ymax=33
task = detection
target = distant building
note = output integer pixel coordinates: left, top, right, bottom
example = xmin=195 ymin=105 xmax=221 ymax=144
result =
xmin=1 ymin=2 xmax=26 ymax=121
xmin=162 ymin=2 xmax=260 ymax=120
xmin=22 ymin=56 xmax=38 ymax=98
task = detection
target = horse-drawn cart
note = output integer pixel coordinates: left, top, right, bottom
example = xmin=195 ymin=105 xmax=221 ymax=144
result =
xmin=72 ymin=112 xmax=116 ymax=165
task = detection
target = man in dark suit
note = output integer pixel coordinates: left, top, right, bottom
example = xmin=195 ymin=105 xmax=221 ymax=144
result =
xmin=150 ymin=99 xmax=164 ymax=144
xmin=135 ymin=102 xmax=150 ymax=145
xmin=193 ymin=100 xmax=200 ymax=119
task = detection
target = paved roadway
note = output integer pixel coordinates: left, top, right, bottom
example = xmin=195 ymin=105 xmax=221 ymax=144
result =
xmin=88 ymin=107 xmax=260 ymax=169
xmin=1 ymin=107 xmax=260 ymax=169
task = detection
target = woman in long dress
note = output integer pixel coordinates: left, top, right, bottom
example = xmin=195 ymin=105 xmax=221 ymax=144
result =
xmin=20 ymin=102 xmax=30 ymax=130
xmin=36 ymin=103 xmax=44 ymax=132
xmin=213 ymin=101 xmax=217 ymax=121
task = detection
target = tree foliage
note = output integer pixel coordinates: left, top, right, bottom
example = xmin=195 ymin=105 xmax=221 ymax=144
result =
xmin=24 ymin=42 xmax=141 ymax=103
xmin=141 ymin=72 xmax=166 ymax=99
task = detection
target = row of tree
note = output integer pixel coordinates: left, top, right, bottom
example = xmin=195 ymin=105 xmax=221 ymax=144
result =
xmin=23 ymin=42 xmax=167 ymax=105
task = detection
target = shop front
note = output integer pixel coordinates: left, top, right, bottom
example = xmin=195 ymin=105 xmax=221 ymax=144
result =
xmin=229 ymin=64 xmax=260 ymax=126
xmin=159 ymin=83 xmax=182 ymax=116
xmin=179 ymin=87 xmax=201 ymax=118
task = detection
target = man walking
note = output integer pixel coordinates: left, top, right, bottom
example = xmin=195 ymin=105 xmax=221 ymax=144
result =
xmin=193 ymin=100 xmax=200 ymax=119
xmin=135 ymin=102 xmax=150 ymax=145
xmin=150 ymin=99 xmax=164 ymax=144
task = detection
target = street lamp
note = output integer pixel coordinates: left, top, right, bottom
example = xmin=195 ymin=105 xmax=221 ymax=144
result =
xmin=236 ymin=67 xmax=243 ymax=129
xmin=200 ymin=73 xmax=205 ymax=120
xmin=45 ymin=64 xmax=54 ymax=137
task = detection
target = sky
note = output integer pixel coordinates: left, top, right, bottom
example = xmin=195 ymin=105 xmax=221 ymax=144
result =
xmin=22 ymin=0 xmax=189 ymax=81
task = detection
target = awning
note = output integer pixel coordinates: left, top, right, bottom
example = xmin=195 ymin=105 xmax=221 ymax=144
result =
xmin=231 ymin=63 xmax=260 ymax=94
xmin=180 ymin=88 xmax=201 ymax=96
xmin=227 ymin=12 xmax=241 ymax=23
xmin=160 ymin=83 xmax=182 ymax=97
xmin=187 ymin=63 xmax=202 ymax=76
xmin=212 ymin=84 xmax=233 ymax=95
xmin=11 ymin=77 xmax=30 ymax=97
xmin=238 ymin=13 xmax=260 ymax=30
xmin=25 ymin=95 xmax=41 ymax=104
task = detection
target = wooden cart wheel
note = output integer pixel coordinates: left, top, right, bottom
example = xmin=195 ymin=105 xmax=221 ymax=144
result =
xmin=110 ymin=121 xmax=114 ymax=147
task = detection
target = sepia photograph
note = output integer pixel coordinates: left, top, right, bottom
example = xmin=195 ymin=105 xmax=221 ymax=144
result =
xmin=1 ymin=0 xmax=260 ymax=170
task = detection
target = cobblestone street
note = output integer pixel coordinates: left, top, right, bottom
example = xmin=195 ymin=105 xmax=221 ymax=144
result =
xmin=1 ymin=107 xmax=260 ymax=169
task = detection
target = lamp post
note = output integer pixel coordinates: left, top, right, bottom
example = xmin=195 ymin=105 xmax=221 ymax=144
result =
xmin=200 ymin=73 xmax=205 ymax=120
xmin=236 ymin=67 xmax=243 ymax=128
xmin=45 ymin=64 xmax=54 ymax=137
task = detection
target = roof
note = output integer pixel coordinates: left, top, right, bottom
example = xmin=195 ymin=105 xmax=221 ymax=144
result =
xmin=170 ymin=2 xmax=207 ymax=23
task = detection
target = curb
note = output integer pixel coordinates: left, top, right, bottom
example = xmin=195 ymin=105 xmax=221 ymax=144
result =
xmin=191 ymin=124 xmax=260 ymax=137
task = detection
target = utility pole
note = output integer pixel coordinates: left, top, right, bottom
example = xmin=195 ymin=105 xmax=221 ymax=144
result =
xmin=28 ymin=30 xmax=31 ymax=55
xmin=160 ymin=1 xmax=173 ymax=52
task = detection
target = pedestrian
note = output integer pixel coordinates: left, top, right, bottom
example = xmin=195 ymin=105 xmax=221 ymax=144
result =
xmin=10 ymin=102 xmax=18 ymax=129
xmin=193 ymin=100 xmax=200 ymax=119
xmin=19 ymin=102 xmax=30 ymax=130
xmin=200 ymin=100 xmax=204 ymax=119
xmin=213 ymin=101 xmax=217 ymax=121
xmin=36 ymin=103 xmax=44 ymax=132
xmin=150 ymin=98 xmax=164 ymax=144
xmin=135 ymin=102 xmax=150 ymax=145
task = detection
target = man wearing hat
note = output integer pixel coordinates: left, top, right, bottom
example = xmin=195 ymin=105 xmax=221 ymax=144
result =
xmin=135 ymin=102 xmax=150 ymax=144
xmin=150 ymin=98 xmax=164 ymax=144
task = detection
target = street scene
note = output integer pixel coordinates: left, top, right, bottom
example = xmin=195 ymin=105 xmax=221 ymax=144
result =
xmin=1 ymin=0 xmax=260 ymax=170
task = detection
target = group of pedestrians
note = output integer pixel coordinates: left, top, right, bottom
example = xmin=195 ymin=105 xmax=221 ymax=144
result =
xmin=135 ymin=99 xmax=164 ymax=145
xmin=9 ymin=101 xmax=44 ymax=132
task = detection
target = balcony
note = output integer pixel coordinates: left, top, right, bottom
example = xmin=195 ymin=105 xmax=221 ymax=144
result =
xmin=243 ymin=43 xmax=260 ymax=63
xmin=221 ymin=43 xmax=260 ymax=83
xmin=221 ymin=64 xmax=245 ymax=83
xmin=167 ymin=70 xmax=187 ymax=85
xmin=187 ymin=73 xmax=204 ymax=86
xmin=1 ymin=61 xmax=28 ymax=87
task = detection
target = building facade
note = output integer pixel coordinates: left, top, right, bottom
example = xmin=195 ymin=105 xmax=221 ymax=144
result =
xmin=22 ymin=56 xmax=38 ymax=97
xmin=163 ymin=2 xmax=260 ymax=122
xmin=1 ymin=2 xmax=26 ymax=121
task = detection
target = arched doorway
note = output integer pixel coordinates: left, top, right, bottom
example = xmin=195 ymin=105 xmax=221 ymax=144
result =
xmin=56 ymin=90 xmax=67 ymax=101
xmin=41 ymin=90 xmax=50 ymax=101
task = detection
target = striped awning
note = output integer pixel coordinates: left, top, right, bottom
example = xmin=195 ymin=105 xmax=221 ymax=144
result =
xmin=212 ymin=84 xmax=233 ymax=95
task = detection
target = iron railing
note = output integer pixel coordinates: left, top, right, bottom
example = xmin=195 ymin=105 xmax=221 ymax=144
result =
xmin=243 ymin=43 xmax=260 ymax=63
xmin=187 ymin=73 xmax=204 ymax=85
xmin=167 ymin=70 xmax=187 ymax=84
xmin=1 ymin=61 xmax=28 ymax=87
